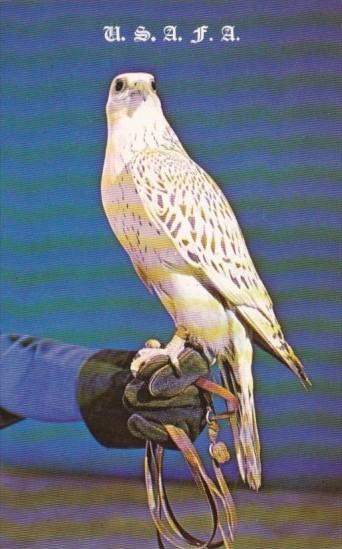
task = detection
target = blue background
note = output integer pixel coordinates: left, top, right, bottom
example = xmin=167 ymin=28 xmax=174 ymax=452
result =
xmin=0 ymin=0 xmax=341 ymax=490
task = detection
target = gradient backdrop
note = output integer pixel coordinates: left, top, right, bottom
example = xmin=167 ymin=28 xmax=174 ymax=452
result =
xmin=0 ymin=0 xmax=341 ymax=499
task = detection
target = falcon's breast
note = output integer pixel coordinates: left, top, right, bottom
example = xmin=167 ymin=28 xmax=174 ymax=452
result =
xmin=101 ymin=163 xmax=188 ymax=292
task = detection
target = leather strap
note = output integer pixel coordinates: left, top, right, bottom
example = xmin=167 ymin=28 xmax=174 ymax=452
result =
xmin=194 ymin=377 xmax=239 ymax=411
xmin=145 ymin=379 xmax=237 ymax=549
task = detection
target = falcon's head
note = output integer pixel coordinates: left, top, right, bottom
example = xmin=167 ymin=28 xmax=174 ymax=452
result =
xmin=106 ymin=72 xmax=161 ymax=120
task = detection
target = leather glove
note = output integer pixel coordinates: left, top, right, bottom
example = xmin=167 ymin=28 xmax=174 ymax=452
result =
xmin=77 ymin=348 xmax=209 ymax=449
xmin=124 ymin=349 xmax=210 ymax=449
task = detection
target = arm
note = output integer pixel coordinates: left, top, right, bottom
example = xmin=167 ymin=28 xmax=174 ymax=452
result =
xmin=0 ymin=333 xmax=95 ymax=423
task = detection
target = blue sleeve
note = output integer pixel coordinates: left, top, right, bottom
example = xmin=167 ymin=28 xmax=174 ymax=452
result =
xmin=0 ymin=333 xmax=97 ymax=422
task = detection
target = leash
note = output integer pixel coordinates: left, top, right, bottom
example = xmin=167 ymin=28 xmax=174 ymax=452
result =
xmin=145 ymin=376 xmax=238 ymax=549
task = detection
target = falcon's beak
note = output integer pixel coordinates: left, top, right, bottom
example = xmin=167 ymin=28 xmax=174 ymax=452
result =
xmin=134 ymin=81 xmax=145 ymax=91
xmin=132 ymin=80 xmax=150 ymax=102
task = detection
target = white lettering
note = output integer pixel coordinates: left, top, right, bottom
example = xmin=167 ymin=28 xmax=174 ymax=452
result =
xmin=163 ymin=25 xmax=178 ymax=42
xmin=221 ymin=26 xmax=236 ymax=42
xmin=134 ymin=26 xmax=152 ymax=42
xmin=191 ymin=26 xmax=208 ymax=44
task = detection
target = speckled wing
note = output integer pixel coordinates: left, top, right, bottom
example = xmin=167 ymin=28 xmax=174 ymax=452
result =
xmin=131 ymin=149 xmax=307 ymax=380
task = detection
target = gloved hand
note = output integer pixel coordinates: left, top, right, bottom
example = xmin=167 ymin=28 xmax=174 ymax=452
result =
xmin=77 ymin=347 xmax=209 ymax=449
xmin=124 ymin=348 xmax=210 ymax=448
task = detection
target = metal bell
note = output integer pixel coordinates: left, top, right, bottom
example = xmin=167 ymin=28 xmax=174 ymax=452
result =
xmin=209 ymin=441 xmax=230 ymax=464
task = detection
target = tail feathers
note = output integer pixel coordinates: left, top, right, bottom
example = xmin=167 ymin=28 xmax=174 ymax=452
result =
xmin=237 ymin=305 xmax=311 ymax=389
xmin=282 ymin=341 xmax=312 ymax=389
xmin=219 ymin=363 xmax=261 ymax=491
xmin=230 ymin=390 xmax=261 ymax=491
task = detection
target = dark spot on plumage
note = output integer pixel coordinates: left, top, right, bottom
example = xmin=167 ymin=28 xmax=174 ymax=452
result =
xmin=241 ymin=276 xmax=249 ymax=289
xmin=211 ymin=237 xmax=216 ymax=254
xmin=222 ymin=257 xmax=231 ymax=263
xmin=189 ymin=216 xmax=196 ymax=230
xmin=188 ymin=251 xmax=200 ymax=263
xmin=230 ymin=272 xmax=241 ymax=288
xmin=157 ymin=195 xmax=163 ymax=208
xmin=231 ymin=242 xmax=236 ymax=254
xmin=171 ymin=222 xmax=181 ymax=238
xmin=180 ymin=204 xmax=186 ymax=215
xmin=191 ymin=231 xmax=197 ymax=241
xmin=221 ymin=237 xmax=227 ymax=255
xmin=211 ymin=260 xmax=219 ymax=273
xmin=166 ymin=213 xmax=176 ymax=230
xmin=160 ymin=210 xmax=168 ymax=222
xmin=182 ymin=239 xmax=189 ymax=246
xmin=170 ymin=193 xmax=175 ymax=206
xmin=201 ymin=231 xmax=207 ymax=247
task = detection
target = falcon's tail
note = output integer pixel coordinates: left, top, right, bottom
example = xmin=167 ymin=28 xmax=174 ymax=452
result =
xmin=237 ymin=305 xmax=311 ymax=389
xmin=281 ymin=340 xmax=312 ymax=389
xmin=218 ymin=353 xmax=261 ymax=492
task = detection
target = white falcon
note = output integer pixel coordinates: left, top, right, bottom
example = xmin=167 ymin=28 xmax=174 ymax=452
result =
xmin=101 ymin=72 xmax=311 ymax=490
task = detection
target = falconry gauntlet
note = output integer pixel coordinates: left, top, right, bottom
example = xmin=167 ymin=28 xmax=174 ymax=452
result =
xmin=77 ymin=348 xmax=209 ymax=449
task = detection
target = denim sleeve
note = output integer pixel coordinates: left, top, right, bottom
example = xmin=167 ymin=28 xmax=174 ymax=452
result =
xmin=0 ymin=333 xmax=96 ymax=422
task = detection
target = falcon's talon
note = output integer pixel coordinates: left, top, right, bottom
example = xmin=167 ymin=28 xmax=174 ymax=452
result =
xmin=132 ymin=332 xmax=186 ymax=378
xmin=188 ymin=335 xmax=204 ymax=353
xmin=145 ymin=339 xmax=162 ymax=349
xmin=130 ymin=345 xmax=182 ymax=378
xmin=187 ymin=335 xmax=213 ymax=366
xmin=130 ymin=347 xmax=166 ymax=377
xmin=170 ymin=357 xmax=182 ymax=377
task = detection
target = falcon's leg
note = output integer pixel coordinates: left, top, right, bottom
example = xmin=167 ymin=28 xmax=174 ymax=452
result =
xmin=130 ymin=327 xmax=188 ymax=377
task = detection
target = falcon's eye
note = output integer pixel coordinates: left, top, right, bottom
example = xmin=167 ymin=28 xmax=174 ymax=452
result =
xmin=115 ymin=79 xmax=124 ymax=92
xmin=151 ymin=81 xmax=156 ymax=91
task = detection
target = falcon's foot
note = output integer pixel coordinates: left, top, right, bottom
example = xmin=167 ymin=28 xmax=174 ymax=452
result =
xmin=188 ymin=334 xmax=215 ymax=366
xmin=130 ymin=327 xmax=189 ymax=378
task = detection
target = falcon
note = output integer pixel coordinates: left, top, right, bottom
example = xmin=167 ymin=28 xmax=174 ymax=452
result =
xmin=101 ymin=72 xmax=311 ymax=490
